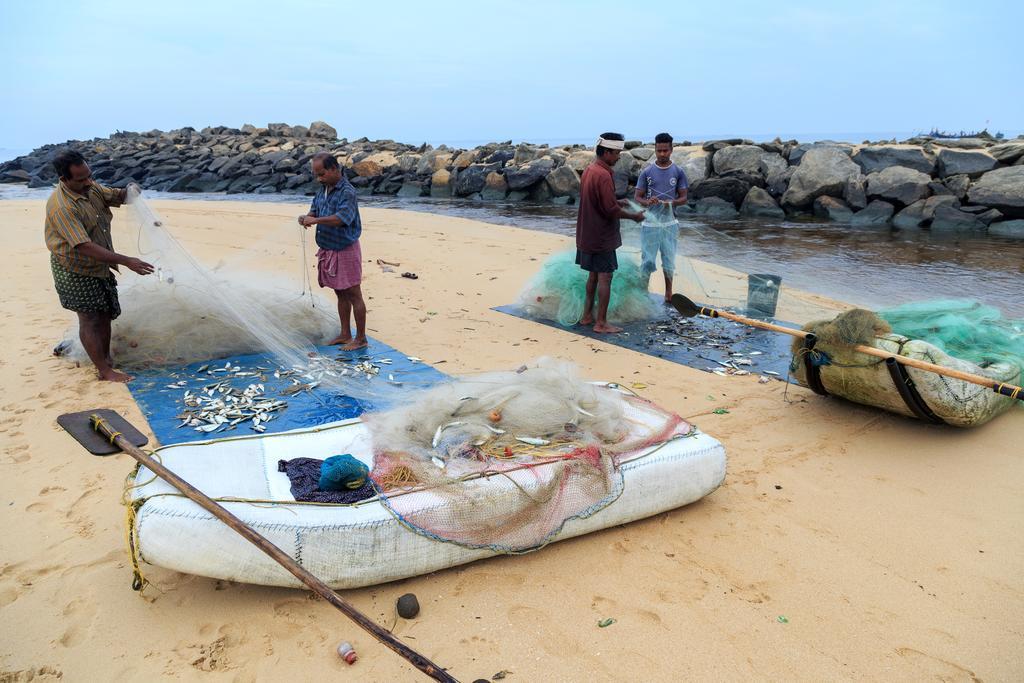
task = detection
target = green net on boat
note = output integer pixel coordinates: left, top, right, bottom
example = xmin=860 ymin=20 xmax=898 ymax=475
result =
xmin=879 ymin=299 xmax=1024 ymax=376
xmin=518 ymin=249 xmax=661 ymax=326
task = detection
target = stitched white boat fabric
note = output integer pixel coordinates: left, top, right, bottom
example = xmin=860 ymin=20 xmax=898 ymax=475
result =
xmin=131 ymin=398 xmax=726 ymax=588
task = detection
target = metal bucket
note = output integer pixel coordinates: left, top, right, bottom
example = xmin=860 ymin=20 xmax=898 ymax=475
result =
xmin=746 ymin=273 xmax=782 ymax=318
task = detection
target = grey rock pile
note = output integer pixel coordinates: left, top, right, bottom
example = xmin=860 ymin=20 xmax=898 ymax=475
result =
xmin=3 ymin=124 xmax=1022 ymax=235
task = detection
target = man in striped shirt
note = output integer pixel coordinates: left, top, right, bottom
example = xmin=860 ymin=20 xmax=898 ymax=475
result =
xmin=298 ymin=152 xmax=367 ymax=350
xmin=45 ymin=150 xmax=154 ymax=382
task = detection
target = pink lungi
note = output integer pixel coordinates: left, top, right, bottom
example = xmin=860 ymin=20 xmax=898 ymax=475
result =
xmin=317 ymin=242 xmax=362 ymax=291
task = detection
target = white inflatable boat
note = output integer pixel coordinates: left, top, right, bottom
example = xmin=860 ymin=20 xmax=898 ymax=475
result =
xmin=129 ymin=392 xmax=726 ymax=589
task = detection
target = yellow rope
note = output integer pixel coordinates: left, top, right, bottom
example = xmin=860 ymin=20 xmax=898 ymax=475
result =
xmin=121 ymin=462 xmax=149 ymax=592
xmin=997 ymin=382 xmax=1021 ymax=400
xmin=377 ymin=464 xmax=419 ymax=490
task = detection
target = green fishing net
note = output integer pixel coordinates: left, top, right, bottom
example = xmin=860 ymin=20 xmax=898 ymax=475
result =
xmin=879 ymin=299 xmax=1024 ymax=376
xmin=519 ymin=250 xmax=661 ymax=326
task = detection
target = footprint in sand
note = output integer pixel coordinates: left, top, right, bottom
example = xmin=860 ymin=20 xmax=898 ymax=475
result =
xmin=62 ymin=480 xmax=102 ymax=538
xmin=0 ymin=666 xmax=64 ymax=682
xmin=59 ymin=597 xmax=98 ymax=647
xmin=6 ymin=444 xmax=32 ymax=464
xmin=171 ymin=624 xmax=244 ymax=674
xmin=895 ymin=647 xmax=980 ymax=681
xmin=0 ymin=586 xmax=19 ymax=608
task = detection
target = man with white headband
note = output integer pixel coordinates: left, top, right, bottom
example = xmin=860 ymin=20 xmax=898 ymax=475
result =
xmin=575 ymin=132 xmax=645 ymax=333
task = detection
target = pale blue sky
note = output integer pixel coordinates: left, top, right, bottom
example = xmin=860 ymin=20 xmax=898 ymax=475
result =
xmin=1 ymin=0 xmax=1021 ymax=154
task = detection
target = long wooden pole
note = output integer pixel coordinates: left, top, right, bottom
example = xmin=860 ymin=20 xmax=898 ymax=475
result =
xmin=92 ymin=414 xmax=458 ymax=682
xmin=676 ymin=297 xmax=1023 ymax=401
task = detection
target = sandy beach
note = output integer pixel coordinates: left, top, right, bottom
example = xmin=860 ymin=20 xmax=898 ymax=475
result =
xmin=1 ymin=198 xmax=1022 ymax=681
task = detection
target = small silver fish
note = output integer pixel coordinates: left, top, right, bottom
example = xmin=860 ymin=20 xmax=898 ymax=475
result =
xmin=431 ymin=456 xmax=446 ymax=469
xmin=515 ymin=436 xmax=550 ymax=446
xmin=485 ymin=425 xmax=506 ymax=435
xmin=576 ymin=406 xmax=596 ymax=417
xmin=431 ymin=421 xmax=467 ymax=448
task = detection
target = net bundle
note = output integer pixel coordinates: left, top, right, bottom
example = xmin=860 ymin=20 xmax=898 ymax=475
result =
xmin=55 ymin=190 xmax=401 ymax=404
xmin=879 ymin=299 xmax=1024 ymax=377
xmin=517 ymin=250 xmax=661 ymax=326
xmin=364 ymin=358 xmax=681 ymax=552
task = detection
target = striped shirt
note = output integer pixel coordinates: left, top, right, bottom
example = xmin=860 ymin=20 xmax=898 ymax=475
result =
xmin=45 ymin=182 xmax=124 ymax=278
xmin=309 ymin=176 xmax=362 ymax=251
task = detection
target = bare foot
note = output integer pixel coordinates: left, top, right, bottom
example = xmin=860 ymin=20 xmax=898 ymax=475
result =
xmin=592 ymin=323 xmax=623 ymax=334
xmin=328 ymin=335 xmax=353 ymax=346
xmin=341 ymin=338 xmax=368 ymax=351
xmin=99 ymin=368 xmax=133 ymax=382
xmin=579 ymin=315 xmax=595 ymax=326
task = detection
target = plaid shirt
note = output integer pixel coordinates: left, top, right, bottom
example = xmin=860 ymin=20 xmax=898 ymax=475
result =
xmin=45 ymin=182 xmax=124 ymax=278
xmin=309 ymin=176 xmax=362 ymax=251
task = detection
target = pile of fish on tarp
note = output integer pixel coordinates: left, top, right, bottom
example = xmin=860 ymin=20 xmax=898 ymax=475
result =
xmin=168 ymin=354 xmax=417 ymax=435
xmin=645 ymin=315 xmax=786 ymax=382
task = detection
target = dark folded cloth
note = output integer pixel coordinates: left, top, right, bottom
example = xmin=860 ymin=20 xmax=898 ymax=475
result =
xmin=277 ymin=457 xmax=375 ymax=504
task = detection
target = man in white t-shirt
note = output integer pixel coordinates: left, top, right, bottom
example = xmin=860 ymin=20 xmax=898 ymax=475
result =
xmin=634 ymin=132 xmax=689 ymax=303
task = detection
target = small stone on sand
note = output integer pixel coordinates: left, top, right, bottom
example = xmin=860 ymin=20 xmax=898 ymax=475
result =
xmin=397 ymin=592 xmax=420 ymax=619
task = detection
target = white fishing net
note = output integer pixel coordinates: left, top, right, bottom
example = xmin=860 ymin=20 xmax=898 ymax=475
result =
xmin=54 ymin=189 xmax=401 ymax=404
xmin=365 ymin=358 xmax=687 ymax=552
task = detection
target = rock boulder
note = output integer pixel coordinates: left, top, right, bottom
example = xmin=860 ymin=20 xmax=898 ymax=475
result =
xmin=967 ymin=167 xmax=1024 ymax=217
xmin=712 ymin=145 xmax=770 ymax=176
xmin=309 ymin=121 xmax=337 ymax=140
xmin=813 ymin=196 xmax=854 ymax=223
xmin=937 ymin=148 xmax=998 ymax=178
xmin=505 ymin=158 xmax=555 ymax=191
xmin=480 ymin=171 xmax=508 ymax=200
xmin=852 ymin=145 xmax=935 ymax=175
xmin=429 ymin=168 xmax=452 ymax=197
xmin=694 ymin=197 xmax=739 ymax=218
xmin=740 ymin=186 xmax=785 ymax=218
xmin=865 ymin=166 xmax=932 ymax=206
xmin=988 ymin=219 xmax=1024 ymax=238
xmin=453 ymin=162 xmax=501 ymax=197
xmin=545 ymin=165 xmax=580 ymax=197
xmin=930 ymin=205 xmax=986 ymax=231
xmin=850 ymin=200 xmax=895 ymax=227
xmin=782 ymin=147 xmax=861 ymax=207
xmin=690 ymin=177 xmax=751 ymax=207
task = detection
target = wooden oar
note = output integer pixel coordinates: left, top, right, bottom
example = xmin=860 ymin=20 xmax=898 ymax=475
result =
xmin=90 ymin=413 xmax=457 ymax=682
xmin=670 ymin=294 xmax=1023 ymax=401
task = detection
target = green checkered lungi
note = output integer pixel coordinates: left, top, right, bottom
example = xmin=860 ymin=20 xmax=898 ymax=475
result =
xmin=50 ymin=254 xmax=121 ymax=319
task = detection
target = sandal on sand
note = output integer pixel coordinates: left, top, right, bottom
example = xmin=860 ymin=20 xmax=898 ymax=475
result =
xmin=401 ymin=272 xmax=418 ymax=280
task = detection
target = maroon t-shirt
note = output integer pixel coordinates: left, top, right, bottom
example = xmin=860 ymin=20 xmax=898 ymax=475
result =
xmin=576 ymin=159 xmax=624 ymax=253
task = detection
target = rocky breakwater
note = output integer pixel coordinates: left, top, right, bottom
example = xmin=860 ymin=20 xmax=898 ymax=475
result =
xmin=2 ymin=124 xmax=1022 ymax=237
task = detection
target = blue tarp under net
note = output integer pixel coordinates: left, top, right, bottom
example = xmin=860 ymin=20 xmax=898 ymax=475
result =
xmin=494 ymin=301 xmax=797 ymax=382
xmin=128 ymin=337 xmax=448 ymax=446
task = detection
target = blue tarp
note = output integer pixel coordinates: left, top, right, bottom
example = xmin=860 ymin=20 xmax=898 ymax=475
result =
xmin=128 ymin=337 xmax=448 ymax=446
xmin=493 ymin=301 xmax=797 ymax=381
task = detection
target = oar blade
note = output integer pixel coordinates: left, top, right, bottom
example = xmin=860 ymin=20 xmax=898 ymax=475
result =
xmin=670 ymin=293 xmax=701 ymax=318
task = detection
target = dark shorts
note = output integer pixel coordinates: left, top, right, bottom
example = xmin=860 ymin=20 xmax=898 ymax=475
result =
xmin=50 ymin=255 xmax=121 ymax=319
xmin=575 ymin=249 xmax=618 ymax=273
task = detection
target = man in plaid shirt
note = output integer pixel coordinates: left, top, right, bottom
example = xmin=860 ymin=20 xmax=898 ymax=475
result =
xmin=45 ymin=150 xmax=154 ymax=382
xmin=299 ymin=152 xmax=368 ymax=350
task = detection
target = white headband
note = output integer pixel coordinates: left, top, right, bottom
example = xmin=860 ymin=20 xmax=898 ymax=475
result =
xmin=596 ymin=137 xmax=625 ymax=150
